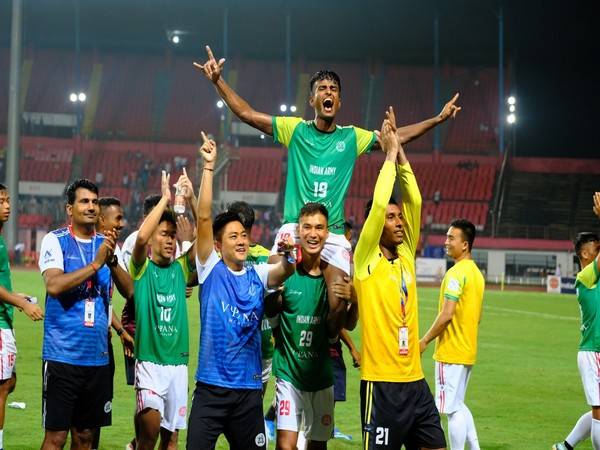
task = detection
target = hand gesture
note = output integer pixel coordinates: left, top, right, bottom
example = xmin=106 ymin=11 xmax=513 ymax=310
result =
xmin=193 ymin=45 xmax=226 ymax=84
xmin=332 ymin=276 xmax=353 ymax=301
xmin=22 ymin=299 xmax=44 ymax=321
xmin=177 ymin=215 xmax=196 ymax=242
xmin=120 ymin=330 xmax=134 ymax=357
xmin=94 ymin=229 xmax=117 ymax=267
xmin=594 ymin=192 xmax=600 ymax=219
xmin=175 ymin=167 xmax=194 ymax=201
xmin=439 ymin=93 xmax=462 ymax=121
xmin=200 ymin=131 xmax=217 ymax=164
xmin=375 ymin=119 xmax=399 ymax=155
xmin=161 ymin=170 xmax=172 ymax=202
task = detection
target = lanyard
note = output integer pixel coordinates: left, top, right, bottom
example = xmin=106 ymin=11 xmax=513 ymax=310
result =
xmin=68 ymin=225 xmax=97 ymax=293
xmin=399 ymin=269 xmax=408 ymax=325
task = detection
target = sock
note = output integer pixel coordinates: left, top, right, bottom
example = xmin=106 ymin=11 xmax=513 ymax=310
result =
xmin=0 ymin=428 xmax=3 ymax=449
xmin=565 ymin=412 xmax=592 ymax=448
xmin=592 ymin=418 xmax=600 ymax=450
xmin=460 ymin=404 xmax=480 ymax=450
xmin=448 ymin=409 xmax=467 ymax=450
xmin=564 ymin=442 xmax=574 ymax=450
xmin=265 ymin=404 xmax=276 ymax=421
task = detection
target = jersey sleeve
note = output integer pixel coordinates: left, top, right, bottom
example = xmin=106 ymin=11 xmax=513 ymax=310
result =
xmin=38 ymin=233 xmax=64 ymax=273
xmin=255 ymin=263 xmax=278 ymax=289
xmin=354 ymin=126 xmax=377 ymax=156
xmin=129 ymin=258 xmax=149 ymax=281
xmin=443 ymin=268 xmax=465 ymax=301
xmin=354 ymin=161 xmax=396 ymax=280
xmin=121 ymin=232 xmax=137 ymax=273
xmin=576 ymin=258 xmax=600 ymax=289
xmin=397 ymin=162 xmax=422 ymax=258
xmin=272 ymin=116 xmax=303 ymax=147
xmin=196 ymin=249 xmax=221 ymax=284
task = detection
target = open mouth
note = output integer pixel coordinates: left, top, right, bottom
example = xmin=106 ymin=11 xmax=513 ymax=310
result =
xmin=305 ymin=238 xmax=321 ymax=250
xmin=323 ymin=98 xmax=334 ymax=113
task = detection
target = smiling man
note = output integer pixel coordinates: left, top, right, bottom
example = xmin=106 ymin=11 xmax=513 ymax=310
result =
xmin=187 ymin=132 xmax=296 ymax=450
xmin=420 ymin=219 xmax=485 ymax=450
xmin=194 ymin=45 xmax=461 ymax=338
xmin=38 ymin=179 xmax=118 ymax=450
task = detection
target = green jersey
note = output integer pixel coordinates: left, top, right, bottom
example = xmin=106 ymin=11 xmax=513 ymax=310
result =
xmin=576 ymin=260 xmax=600 ymax=351
xmin=246 ymin=244 xmax=275 ymax=360
xmin=272 ymin=268 xmax=332 ymax=391
xmin=272 ymin=116 xmax=376 ymax=233
xmin=0 ymin=236 xmax=14 ymax=329
xmin=130 ymin=255 xmax=193 ymax=365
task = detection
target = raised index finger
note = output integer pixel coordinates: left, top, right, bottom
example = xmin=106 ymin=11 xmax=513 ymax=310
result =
xmin=205 ymin=45 xmax=215 ymax=62
xmin=450 ymin=93 xmax=460 ymax=104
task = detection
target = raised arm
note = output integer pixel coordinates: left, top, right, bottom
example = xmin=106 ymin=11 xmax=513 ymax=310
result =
xmin=370 ymin=94 xmax=461 ymax=150
xmin=176 ymin=167 xmax=198 ymax=223
xmin=594 ymin=192 xmax=600 ymax=273
xmin=132 ymin=171 xmax=171 ymax=267
xmin=354 ymin=113 xmax=400 ymax=278
xmin=194 ymin=46 xmax=273 ymax=135
xmin=196 ymin=131 xmax=217 ymax=264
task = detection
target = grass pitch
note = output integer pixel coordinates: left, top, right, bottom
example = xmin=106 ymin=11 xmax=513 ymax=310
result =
xmin=4 ymin=270 xmax=591 ymax=449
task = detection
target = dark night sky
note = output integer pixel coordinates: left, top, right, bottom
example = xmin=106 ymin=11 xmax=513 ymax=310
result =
xmin=1 ymin=0 xmax=597 ymax=159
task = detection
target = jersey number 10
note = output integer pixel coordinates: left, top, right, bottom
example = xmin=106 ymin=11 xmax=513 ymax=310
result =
xmin=313 ymin=182 xmax=328 ymax=198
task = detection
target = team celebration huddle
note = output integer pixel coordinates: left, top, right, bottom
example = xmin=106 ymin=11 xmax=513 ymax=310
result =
xmin=1 ymin=44 xmax=598 ymax=450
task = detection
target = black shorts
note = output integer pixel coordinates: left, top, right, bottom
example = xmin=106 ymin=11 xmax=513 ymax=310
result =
xmin=360 ymin=379 xmax=446 ymax=449
xmin=331 ymin=355 xmax=347 ymax=402
xmin=186 ymin=382 xmax=266 ymax=450
xmin=124 ymin=353 xmax=135 ymax=386
xmin=42 ymin=360 xmax=112 ymax=431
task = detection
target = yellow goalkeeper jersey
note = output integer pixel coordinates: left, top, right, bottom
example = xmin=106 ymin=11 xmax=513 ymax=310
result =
xmin=433 ymin=259 xmax=485 ymax=365
xmin=354 ymin=160 xmax=423 ymax=382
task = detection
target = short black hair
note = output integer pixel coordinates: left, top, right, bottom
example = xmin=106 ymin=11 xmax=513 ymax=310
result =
xmin=309 ymin=70 xmax=342 ymax=94
xmin=364 ymin=197 xmax=398 ymax=220
xmin=299 ymin=202 xmax=329 ymax=223
xmin=574 ymin=232 xmax=600 ymax=258
xmin=344 ymin=221 xmax=353 ymax=233
xmin=143 ymin=194 xmax=162 ymax=216
xmin=213 ymin=211 xmax=244 ymax=241
xmin=0 ymin=183 xmax=6 ymax=191
xmin=227 ymin=201 xmax=255 ymax=230
xmin=64 ymin=179 xmax=98 ymax=205
xmin=450 ymin=219 xmax=477 ymax=252
xmin=98 ymin=197 xmax=121 ymax=209
xmin=159 ymin=209 xmax=177 ymax=228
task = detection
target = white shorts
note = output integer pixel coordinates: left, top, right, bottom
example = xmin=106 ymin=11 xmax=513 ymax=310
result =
xmin=578 ymin=351 xmax=600 ymax=406
xmin=275 ymin=378 xmax=334 ymax=442
xmin=262 ymin=358 xmax=272 ymax=384
xmin=135 ymin=360 xmax=188 ymax=432
xmin=0 ymin=329 xmax=17 ymax=380
xmin=271 ymin=223 xmax=352 ymax=274
xmin=435 ymin=361 xmax=472 ymax=414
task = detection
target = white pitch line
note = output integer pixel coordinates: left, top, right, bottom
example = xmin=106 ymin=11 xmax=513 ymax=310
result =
xmin=420 ymin=304 xmax=578 ymax=322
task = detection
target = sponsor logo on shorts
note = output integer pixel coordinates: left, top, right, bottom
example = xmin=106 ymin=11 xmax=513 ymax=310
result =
xmin=179 ymin=406 xmax=187 ymax=416
xmin=321 ymin=414 xmax=332 ymax=426
xmin=104 ymin=401 xmax=112 ymax=413
xmin=255 ymin=432 xmax=266 ymax=446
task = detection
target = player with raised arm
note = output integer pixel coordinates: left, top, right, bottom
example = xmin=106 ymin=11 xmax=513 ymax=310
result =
xmin=187 ymin=132 xmax=296 ymax=450
xmin=354 ymin=110 xmax=446 ymax=449
xmin=193 ymin=46 xmax=461 ymax=338
xmin=0 ymin=183 xmax=43 ymax=450
xmin=553 ymin=193 xmax=600 ymax=450
xmin=420 ymin=219 xmax=485 ymax=450
xmin=129 ymin=170 xmax=196 ymax=450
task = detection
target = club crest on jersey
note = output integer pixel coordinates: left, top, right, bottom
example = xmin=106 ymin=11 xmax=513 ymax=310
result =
xmin=255 ymin=433 xmax=266 ymax=446
xmin=335 ymin=141 xmax=346 ymax=152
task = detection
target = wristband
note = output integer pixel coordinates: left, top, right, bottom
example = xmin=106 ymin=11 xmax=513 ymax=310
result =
xmin=117 ymin=328 xmax=125 ymax=336
xmin=90 ymin=262 xmax=99 ymax=272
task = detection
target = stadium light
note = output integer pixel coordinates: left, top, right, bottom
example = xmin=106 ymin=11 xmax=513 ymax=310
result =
xmin=509 ymin=104 xmax=516 ymax=113
xmin=507 ymin=96 xmax=516 ymax=105
xmin=290 ymin=105 xmax=297 ymax=113
xmin=260 ymin=134 xmax=265 ymax=140
xmin=172 ymin=35 xmax=180 ymax=44
xmin=280 ymin=104 xmax=288 ymax=113
xmin=69 ymin=92 xmax=78 ymax=103
xmin=78 ymin=92 xmax=86 ymax=102
xmin=216 ymin=100 xmax=224 ymax=109
xmin=506 ymin=113 xmax=516 ymax=124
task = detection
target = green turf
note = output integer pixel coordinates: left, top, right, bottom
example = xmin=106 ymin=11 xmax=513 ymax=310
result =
xmin=3 ymin=269 xmax=593 ymax=449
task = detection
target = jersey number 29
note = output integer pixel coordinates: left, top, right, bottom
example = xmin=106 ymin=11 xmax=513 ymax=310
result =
xmin=299 ymin=330 xmax=313 ymax=347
